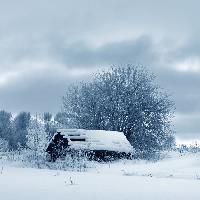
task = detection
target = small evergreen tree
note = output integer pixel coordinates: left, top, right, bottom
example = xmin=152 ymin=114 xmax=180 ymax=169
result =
xmin=13 ymin=112 xmax=31 ymax=149
xmin=43 ymin=112 xmax=56 ymax=140
xmin=0 ymin=110 xmax=14 ymax=149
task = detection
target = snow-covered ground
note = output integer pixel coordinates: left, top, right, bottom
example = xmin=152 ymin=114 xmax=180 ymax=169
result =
xmin=0 ymin=152 xmax=200 ymax=200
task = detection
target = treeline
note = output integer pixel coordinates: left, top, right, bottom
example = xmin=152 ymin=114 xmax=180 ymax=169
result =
xmin=0 ymin=65 xmax=176 ymax=160
xmin=0 ymin=111 xmax=65 ymax=152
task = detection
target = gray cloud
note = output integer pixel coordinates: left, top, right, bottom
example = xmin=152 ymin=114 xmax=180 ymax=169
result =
xmin=0 ymin=35 xmax=199 ymax=114
xmin=51 ymin=36 xmax=156 ymax=67
xmin=0 ymin=75 xmax=67 ymax=113
xmin=174 ymin=113 xmax=200 ymax=139
xmin=0 ymin=0 xmax=200 ymax=43
xmin=0 ymin=66 xmax=90 ymax=113
xmin=156 ymin=70 xmax=200 ymax=114
xmin=0 ymin=36 xmax=200 ymax=112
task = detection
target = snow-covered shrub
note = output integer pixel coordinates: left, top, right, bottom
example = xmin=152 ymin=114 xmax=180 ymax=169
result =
xmin=177 ymin=143 xmax=200 ymax=155
xmin=0 ymin=148 xmax=92 ymax=171
xmin=47 ymin=150 xmax=91 ymax=171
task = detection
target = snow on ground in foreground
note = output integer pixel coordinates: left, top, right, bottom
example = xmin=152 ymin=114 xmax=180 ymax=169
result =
xmin=0 ymin=152 xmax=200 ymax=200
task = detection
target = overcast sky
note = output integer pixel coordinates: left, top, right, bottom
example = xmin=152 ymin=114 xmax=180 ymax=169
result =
xmin=0 ymin=0 xmax=199 ymax=139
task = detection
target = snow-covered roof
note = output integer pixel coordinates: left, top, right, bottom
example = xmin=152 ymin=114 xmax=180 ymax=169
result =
xmin=56 ymin=129 xmax=133 ymax=154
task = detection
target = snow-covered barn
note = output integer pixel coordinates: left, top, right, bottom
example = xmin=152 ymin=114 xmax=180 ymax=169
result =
xmin=46 ymin=129 xmax=133 ymax=161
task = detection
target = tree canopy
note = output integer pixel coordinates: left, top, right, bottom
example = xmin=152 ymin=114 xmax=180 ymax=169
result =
xmin=63 ymin=65 xmax=175 ymax=158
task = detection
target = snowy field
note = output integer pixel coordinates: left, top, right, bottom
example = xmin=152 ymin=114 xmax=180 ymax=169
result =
xmin=0 ymin=152 xmax=200 ymax=200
